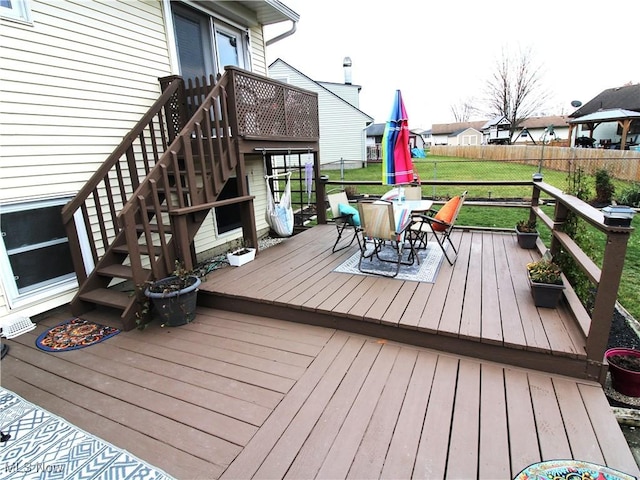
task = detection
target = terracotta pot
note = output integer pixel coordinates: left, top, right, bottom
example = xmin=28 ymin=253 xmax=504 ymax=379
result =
xmin=606 ymin=347 xmax=640 ymax=397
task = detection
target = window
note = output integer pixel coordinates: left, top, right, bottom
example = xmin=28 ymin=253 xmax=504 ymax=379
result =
xmin=0 ymin=0 xmax=32 ymax=23
xmin=172 ymin=4 xmax=247 ymax=81
xmin=0 ymin=198 xmax=76 ymax=307
xmin=215 ymin=177 xmax=248 ymax=234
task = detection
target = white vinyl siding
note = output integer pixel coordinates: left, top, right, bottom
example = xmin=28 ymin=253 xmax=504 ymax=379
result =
xmin=248 ymin=26 xmax=266 ymax=75
xmin=193 ymin=157 xmax=268 ymax=255
xmin=0 ymin=0 xmax=171 ymax=203
xmin=0 ymin=0 xmax=172 ymax=317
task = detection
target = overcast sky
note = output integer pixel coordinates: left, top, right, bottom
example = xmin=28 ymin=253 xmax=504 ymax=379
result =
xmin=264 ymin=0 xmax=638 ymax=130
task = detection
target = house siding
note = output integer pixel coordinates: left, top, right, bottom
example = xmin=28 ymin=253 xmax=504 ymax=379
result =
xmin=0 ymin=0 xmax=172 ymax=319
xmin=0 ymin=0 xmax=171 ymax=204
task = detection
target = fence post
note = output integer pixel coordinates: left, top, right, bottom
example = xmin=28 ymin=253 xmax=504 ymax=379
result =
xmin=317 ymin=175 xmax=328 ymax=224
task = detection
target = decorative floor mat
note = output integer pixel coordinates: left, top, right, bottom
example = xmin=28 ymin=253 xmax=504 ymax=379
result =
xmin=333 ymin=242 xmax=445 ymax=283
xmin=35 ymin=318 xmax=120 ymax=352
xmin=514 ymin=459 xmax=635 ymax=479
xmin=0 ymin=387 xmax=174 ymax=479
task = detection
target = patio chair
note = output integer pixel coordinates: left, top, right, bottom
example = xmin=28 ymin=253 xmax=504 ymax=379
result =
xmin=409 ymin=191 xmax=467 ymax=265
xmin=357 ymin=199 xmax=418 ymax=278
xmin=403 ymin=184 xmax=422 ymax=200
xmin=327 ymin=191 xmax=362 ymax=253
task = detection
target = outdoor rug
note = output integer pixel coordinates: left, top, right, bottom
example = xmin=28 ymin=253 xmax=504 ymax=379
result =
xmin=0 ymin=387 xmax=175 ymax=479
xmin=514 ymin=459 xmax=635 ymax=479
xmin=333 ymin=242 xmax=445 ymax=282
xmin=35 ymin=318 xmax=120 ymax=352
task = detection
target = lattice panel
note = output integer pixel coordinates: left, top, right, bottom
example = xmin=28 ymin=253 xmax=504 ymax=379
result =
xmin=234 ymin=72 xmax=318 ymax=139
xmin=285 ymin=90 xmax=319 ymax=138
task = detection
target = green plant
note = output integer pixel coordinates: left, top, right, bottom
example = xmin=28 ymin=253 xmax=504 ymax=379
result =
xmin=516 ymin=219 xmax=537 ymax=233
xmin=618 ymin=182 xmax=640 ymax=207
xmin=527 ymin=258 xmax=563 ymax=285
xmin=146 ymin=260 xmax=199 ymax=294
xmin=594 ymin=168 xmax=615 ymax=204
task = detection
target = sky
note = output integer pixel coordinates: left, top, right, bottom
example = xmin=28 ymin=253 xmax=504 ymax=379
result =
xmin=263 ymin=0 xmax=638 ymax=130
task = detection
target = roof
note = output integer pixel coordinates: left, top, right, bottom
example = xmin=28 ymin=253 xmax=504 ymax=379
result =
xmin=449 ymin=127 xmax=481 ymax=137
xmin=208 ymin=1 xmax=299 ymax=27
xmin=568 ymin=108 xmax=640 ymax=124
xmin=481 ymin=116 xmax=510 ymax=129
xmin=520 ymin=115 xmax=570 ymax=128
xmin=431 ymin=121 xmax=486 ymax=135
xmin=569 ymin=83 xmax=640 ymax=118
xmin=365 ymin=123 xmax=385 ymax=136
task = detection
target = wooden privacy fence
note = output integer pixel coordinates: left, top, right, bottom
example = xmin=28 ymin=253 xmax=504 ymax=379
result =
xmin=431 ymin=145 xmax=640 ymax=182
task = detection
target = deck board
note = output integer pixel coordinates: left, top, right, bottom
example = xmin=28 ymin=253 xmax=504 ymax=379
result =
xmin=1 ymin=226 xmax=636 ymax=479
xmin=2 ymin=305 xmax=636 ymax=479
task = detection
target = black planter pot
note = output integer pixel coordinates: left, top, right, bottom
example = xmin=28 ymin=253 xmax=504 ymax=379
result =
xmin=528 ymin=275 xmax=565 ymax=308
xmin=144 ymin=275 xmax=201 ymax=326
xmin=516 ymin=228 xmax=539 ymax=249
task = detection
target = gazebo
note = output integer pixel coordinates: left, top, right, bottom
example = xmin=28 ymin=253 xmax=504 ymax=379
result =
xmin=568 ymin=108 xmax=640 ymax=149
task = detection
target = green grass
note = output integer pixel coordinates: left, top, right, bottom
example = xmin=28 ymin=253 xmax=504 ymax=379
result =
xmin=317 ymin=158 xmax=640 ymax=321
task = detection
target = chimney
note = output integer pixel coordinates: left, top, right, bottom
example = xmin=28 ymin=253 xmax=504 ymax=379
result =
xmin=343 ymin=56 xmax=352 ymax=85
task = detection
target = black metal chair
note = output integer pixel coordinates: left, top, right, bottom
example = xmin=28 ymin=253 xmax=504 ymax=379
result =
xmin=327 ymin=192 xmax=362 ymax=253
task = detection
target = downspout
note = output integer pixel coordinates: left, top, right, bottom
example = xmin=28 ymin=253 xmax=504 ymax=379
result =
xmin=265 ymin=20 xmax=297 ymax=46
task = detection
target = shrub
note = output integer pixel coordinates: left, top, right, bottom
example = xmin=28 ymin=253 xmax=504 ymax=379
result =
xmin=594 ymin=168 xmax=615 ymax=205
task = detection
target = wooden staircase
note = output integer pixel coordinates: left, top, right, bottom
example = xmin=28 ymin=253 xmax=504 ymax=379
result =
xmin=62 ymin=73 xmax=257 ymax=330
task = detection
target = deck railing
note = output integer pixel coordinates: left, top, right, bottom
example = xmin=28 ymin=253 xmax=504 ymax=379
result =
xmin=316 ymin=178 xmax=634 ymax=379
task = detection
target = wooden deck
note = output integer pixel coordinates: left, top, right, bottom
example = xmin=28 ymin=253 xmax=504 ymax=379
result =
xmin=1 ymin=225 xmax=637 ymax=479
xmin=200 ymin=225 xmax=592 ymax=380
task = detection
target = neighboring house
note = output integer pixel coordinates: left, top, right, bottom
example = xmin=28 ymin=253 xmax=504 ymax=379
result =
xmin=0 ymin=0 xmax=305 ymax=324
xmin=568 ymin=83 xmax=640 ymax=149
xmin=481 ymin=116 xmax=512 ymax=144
xmin=448 ymin=127 xmax=483 ymax=146
xmin=269 ymin=58 xmax=373 ymax=168
xmin=431 ymin=121 xmax=487 ymax=145
xmin=364 ymin=124 xmax=425 ymax=161
xmin=431 ymin=116 xmax=570 ymax=146
xmin=513 ymin=116 xmax=571 ymax=145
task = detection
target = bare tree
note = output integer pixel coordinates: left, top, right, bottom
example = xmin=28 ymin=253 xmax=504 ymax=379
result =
xmin=450 ymin=98 xmax=480 ymax=122
xmin=485 ymin=46 xmax=550 ymax=142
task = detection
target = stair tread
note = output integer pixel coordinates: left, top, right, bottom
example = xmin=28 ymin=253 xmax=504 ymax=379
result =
xmin=113 ymin=244 xmax=163 ymax=255
xmin=80 ymin=288 xmax=131 ymax=309
xmin=98 ymin=264 xmax=151 ymax=279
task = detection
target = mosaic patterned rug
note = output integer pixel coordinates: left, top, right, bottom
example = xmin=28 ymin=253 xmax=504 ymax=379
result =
xmin=0 ymin=387 xmax=174 ymax=479
xmin=514 ymin=459 xmax=636 ymax=479
xmin=333 ymin=242 xmax=445 ymax=283
xmin=35 ymin=318 xmax=120 ymax=352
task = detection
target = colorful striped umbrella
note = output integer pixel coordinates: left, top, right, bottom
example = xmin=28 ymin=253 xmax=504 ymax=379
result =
xmin=382 ymin=89 xmax=414 ymax=185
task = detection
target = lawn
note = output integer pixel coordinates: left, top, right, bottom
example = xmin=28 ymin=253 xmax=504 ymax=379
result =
xmin=319 ymin=156 xmax=640 ymax=322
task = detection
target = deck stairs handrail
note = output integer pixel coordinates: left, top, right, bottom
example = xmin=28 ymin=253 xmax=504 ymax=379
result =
xmin=62 ymin=72 xmax=252 ymax=330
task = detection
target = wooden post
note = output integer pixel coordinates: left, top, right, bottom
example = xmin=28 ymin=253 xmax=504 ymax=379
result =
xmin=585 ymin=230 xmax=632 ymax=377
xmin=317 ymin=171 xmax=328 ymax=224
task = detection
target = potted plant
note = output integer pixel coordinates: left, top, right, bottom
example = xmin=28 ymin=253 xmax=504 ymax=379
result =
xmin=144 ymin=261 xmax=201 ymax=327
xmin=515 ymin=219 xmax=539 ymax=249
xmin=605 ymin=347 xmax=640 ymax=397
xmin=226 ymin=239 xmax=256 ymax=267
xmin=526 ymin=252 xmax=565 ymax=308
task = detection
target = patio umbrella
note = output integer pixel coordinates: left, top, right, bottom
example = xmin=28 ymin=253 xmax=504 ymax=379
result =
xmin=382 ymin=89 xmax=414 ymax=185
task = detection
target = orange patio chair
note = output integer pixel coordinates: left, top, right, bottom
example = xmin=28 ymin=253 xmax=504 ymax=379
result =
xmin=409 ymin=191 xmax=467 ymax=265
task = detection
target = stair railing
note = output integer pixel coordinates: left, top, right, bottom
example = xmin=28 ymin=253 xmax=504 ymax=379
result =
xmin=62 ymin=77 xmax=184 ymax=284
xmin=119 ymin=72 xmax=237 ymax=286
